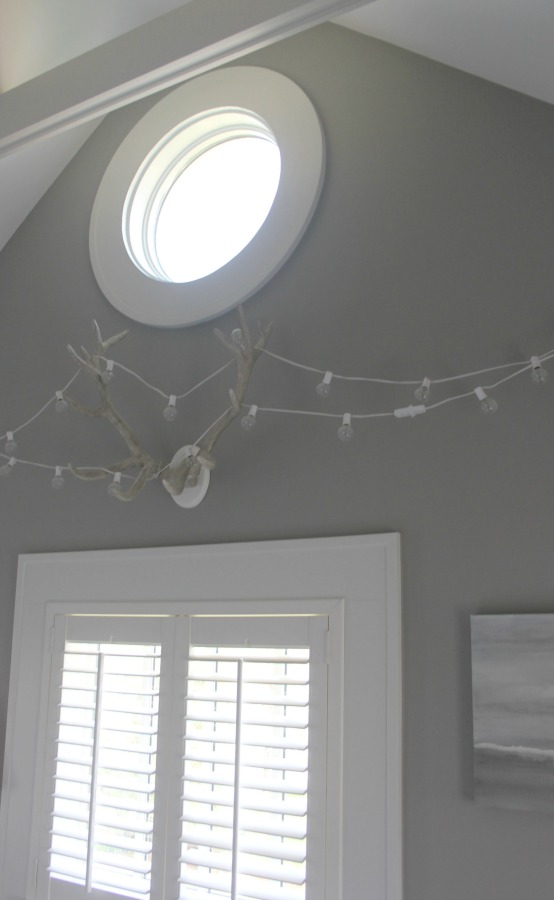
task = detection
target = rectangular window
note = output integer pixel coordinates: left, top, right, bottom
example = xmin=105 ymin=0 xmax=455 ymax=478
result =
xmin=0 ymin=536 xmax=402 ymax=899
xmin=36 ymin=613 xmax=329 ymax=900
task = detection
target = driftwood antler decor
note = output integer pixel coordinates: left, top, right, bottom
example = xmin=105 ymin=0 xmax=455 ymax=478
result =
xmin=65 ymin=306 xmax=271 ymax=506
xmin=2 ymin=309 xmax=552 ymax=499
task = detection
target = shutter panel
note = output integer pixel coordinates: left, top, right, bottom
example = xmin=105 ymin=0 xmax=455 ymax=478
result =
xmin=179 ymin=617 xmax=327 ymax=900
xmin=40 ymin=616 xmax=165 ymax=900
xmin=36 ymin=614 xmax=329 ymax=900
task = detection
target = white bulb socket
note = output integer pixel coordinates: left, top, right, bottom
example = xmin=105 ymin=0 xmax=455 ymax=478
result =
xmin=55 ymin=390 xmax=68 ymax=413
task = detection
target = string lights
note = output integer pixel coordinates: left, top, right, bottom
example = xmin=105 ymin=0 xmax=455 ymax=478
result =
xmin=0 ymin=322 xmax=551 ymax=497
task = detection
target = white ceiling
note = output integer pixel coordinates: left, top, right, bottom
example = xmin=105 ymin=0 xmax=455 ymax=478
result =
xmin=337 ymin=0 xmax=554 ymax=108
xmin=0 ymin=0 xmax=552 ymax=253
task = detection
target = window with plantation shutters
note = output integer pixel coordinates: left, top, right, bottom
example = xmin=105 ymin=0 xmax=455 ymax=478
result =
xmin=1 ymin=537 xmax=402 ymax=900
xmin=35 ymin=613 xmax=329 ymax=900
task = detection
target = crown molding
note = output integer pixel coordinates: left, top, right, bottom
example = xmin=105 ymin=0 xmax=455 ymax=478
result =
xmin=0 ymin=0 xmax=372 ymax=158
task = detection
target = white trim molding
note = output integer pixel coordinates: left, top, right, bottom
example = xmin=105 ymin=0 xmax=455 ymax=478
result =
xmin=90 ymin=67 xmax=325 ymax=326
xmin=0 ymin=0 xmax=374 ymax=158
xmin=0 ymin=533 xmax=402 ymax=900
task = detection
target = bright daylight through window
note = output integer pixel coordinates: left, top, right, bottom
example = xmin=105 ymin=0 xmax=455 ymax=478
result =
xmin=124 ymin=109 xmax=281 ymax=284
xmin=89 ymin=68 xmax=325 ymax=326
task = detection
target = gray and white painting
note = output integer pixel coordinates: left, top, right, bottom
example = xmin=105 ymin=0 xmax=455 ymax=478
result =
xmin=471 ymin=614 xmax=554 ymax=813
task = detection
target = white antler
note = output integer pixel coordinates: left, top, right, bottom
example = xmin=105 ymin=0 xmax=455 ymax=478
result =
xmin=66 ymin=321 xmax=163 ymax=500
xmin=66 ymin=309 xmax=271 ymax=502
xmin=162 ymin=306 xmax=271 ymax=497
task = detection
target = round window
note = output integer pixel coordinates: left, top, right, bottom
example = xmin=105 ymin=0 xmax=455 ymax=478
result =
xmin=90 ymin=67 xmax=325 ymax=327
xmin=123 ymin=108 xmax=281 ymax=283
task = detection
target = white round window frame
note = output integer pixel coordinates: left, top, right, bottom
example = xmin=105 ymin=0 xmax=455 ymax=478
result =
xmin=90 ymin=66 xmax=325 ymax=328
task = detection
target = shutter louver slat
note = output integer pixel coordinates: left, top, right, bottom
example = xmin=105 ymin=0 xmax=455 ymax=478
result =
xmin=180 ymin=846 xmax=305 ymax=882
xmin=180 ymin=828 xmax=306 ymax=861
xmin=184 ymin=728 xmax=308 ymax=750
xmin=181 ymin=807 xmax=306 ymax=838
xmin=182 ymin=786 xmax=307 ymax=816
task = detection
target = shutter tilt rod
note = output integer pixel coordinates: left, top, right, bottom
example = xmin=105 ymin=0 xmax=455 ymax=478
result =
xmin=86 ymin=652 xmax=105 ymax=893
xmin=230 ymin=658 xmax=244 ymax=900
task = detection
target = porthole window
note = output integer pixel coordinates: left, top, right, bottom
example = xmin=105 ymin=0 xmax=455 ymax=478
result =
xmin=90 ymin=67 xmax=325 ymax=327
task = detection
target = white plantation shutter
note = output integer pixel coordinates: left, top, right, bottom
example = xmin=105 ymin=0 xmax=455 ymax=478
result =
xmin=37 ymin=616 xmax=168 ymax=900
xmin=36 ymin=613 xmax=328 ymax=900
xmin=180 ymin=614 xmax=328 ymax=900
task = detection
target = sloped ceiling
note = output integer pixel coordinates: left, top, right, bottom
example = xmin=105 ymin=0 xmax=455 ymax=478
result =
xmin=0 ymin=0 xmax=553 ymax=253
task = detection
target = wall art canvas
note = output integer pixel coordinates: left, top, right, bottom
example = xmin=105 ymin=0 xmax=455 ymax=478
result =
xmin=471 ymin=613 xmax=554 ymax=813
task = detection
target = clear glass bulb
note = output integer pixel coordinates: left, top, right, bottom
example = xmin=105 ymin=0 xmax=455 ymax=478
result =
xmin=55 ymin=396 xmax=68 ymax=413
xmin=241 ymin=413 xmax=256 ymax=431
xmin=480 ymin=396 xmax=498 ymax=415
xmin=337 ymin=423 xmax=354 ymax=441
xmin=5 ymin=434 xmax=17 ymax=454
xmin=0 ymin=461 xmax=14 ymax=477
xmin=231 ymin=328 xmax=244 ymax=348
xmin=51 ymin=468 xmax=65 ymax=490
xmin=108 ymin=474 xmax=122 ymax=497
xmin=532 ymin=366 xmax=548 ymax=385
xmin=337 ymin=414 xmax=354 ymax=442
xmin=414 ymin=382 xmax=430 ymax=403
xmin=316 ymin=371 xmax=332 ymax=398
xmin=101 ymin=367 xmax=114 ymax=384
xmin=163 ymin=398 xmax=178 ymax=421
xmin=316 ymin=380 xmax=332 ymax=398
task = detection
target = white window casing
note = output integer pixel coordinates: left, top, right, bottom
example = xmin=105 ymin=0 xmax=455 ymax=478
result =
xmin=89 ymin=67 xmax=325 ymax=327
xmin=0 ymin=534 xmax=402 ymax=899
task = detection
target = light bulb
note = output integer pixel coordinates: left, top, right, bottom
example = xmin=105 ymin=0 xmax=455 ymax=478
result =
xmin=337 ymin=413 xmax=354 ymax=442
xmin=531 ymin=357 xmax=548 ymax=385
xmin=414 ymin=377 xmax=431 ymax=403
xmin=241 ymin=405 xmax=258 ymax=432
xmin=231 ymin=328 xmax=245 ymax=348
xmin=163 ymin=395 xmax=178 ymax=421
xmin=474 ymin=386 xmax=497 ymax=415
xmin=481 ymin=396 xmax=498 ymax=414
xmin=316 ymin=371 xmax=333 ymax=398
xmin=51 ymin=466 xmax=65 ymax=490
xmin=101 ymin=360 xmax=115 ymax=384
xmin=108 ymin=472 xmax=122 ymax=497
xmin=0 ymin=458 xmax=16 ymax=477
xmin=55 ymin=391 xmax=68 ymax=413
xmin=4 ymin=432 xmax=17 ymax=454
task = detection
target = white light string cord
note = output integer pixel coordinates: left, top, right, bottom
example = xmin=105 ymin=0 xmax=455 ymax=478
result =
xmin=0 ymin=334 xmax=552 ymax=486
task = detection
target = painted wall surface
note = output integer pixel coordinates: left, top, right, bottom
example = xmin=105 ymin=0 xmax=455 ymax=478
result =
xmin=1 ymin=23 xmax=554 ymax=900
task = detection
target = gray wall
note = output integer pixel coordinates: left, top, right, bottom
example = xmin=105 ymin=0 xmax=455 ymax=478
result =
xmin=1 ymin=23 xmax=554 ymax=900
